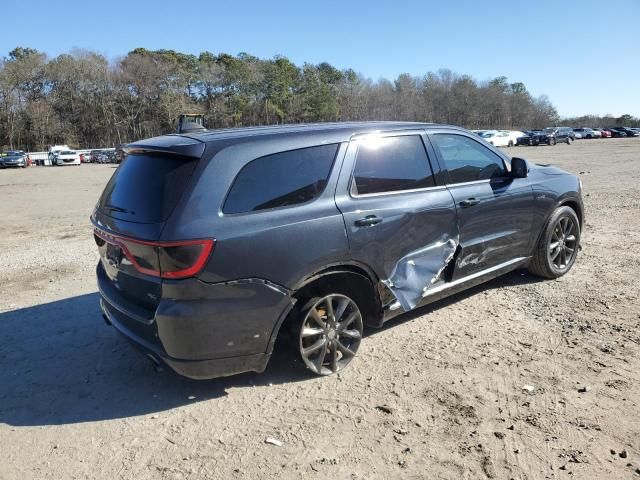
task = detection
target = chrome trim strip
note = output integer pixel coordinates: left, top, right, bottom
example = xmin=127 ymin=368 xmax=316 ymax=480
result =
xmin=445 ymin=179 xmax=492 ymax=188
xmin=352 ymin=184 xmax=447 ymax=198
xmin=424 ymin=256 xmax=529 ymax=297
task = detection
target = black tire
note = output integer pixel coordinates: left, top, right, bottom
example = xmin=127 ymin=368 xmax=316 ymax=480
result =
xmin=567 ymin=137 xmax=573 ymax=145
xmin=508 ymin=140 xmax=514 ymax=147
xmin=548 ymin=137 xmax=557 ymax=146
xmin=528 ymin=206 xmax=580 ymax=279
xmin=294 ymin=288 xmax=364 ymax=376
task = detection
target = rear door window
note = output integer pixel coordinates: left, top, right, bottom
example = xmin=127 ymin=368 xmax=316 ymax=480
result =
xmin=98 ymin=153 xmax=198 ymax=224
xmin=223 ymin=144 xmax=338 ymax=214
xmin=351 ymin=135 xmax=436 ymax=195
xmin=430 ymin=133 xmax=507 ymax=184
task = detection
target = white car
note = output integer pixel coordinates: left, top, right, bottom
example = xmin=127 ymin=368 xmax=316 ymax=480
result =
xmin=54 ymin=150 xmax=81 ymax=166
xmin=481 ymin=130 xmax=518 ymax=147
xmin=48 ymin=145 xmax=70 ymax=165
xmin=573 ymin=128 xmax=598 ymax=139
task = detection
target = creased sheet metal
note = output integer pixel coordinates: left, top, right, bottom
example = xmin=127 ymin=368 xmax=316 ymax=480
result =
xmin=382 ymin=234 xmax=458 ymax=311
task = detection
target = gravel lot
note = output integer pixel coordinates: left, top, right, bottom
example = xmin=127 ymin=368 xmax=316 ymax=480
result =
xmin=1 ymin=139 xmax=639 ymax=479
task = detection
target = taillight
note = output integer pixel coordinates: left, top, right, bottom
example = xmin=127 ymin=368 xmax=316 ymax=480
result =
xmin=94 ymin=228 xmax=214 ymax=279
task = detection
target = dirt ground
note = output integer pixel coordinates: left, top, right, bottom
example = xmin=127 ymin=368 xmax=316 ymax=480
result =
xmin=0 ymin=138 xmax=639 ymax=480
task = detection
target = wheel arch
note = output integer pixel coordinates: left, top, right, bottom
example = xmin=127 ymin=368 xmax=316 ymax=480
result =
xmin=529 ymin=193 xmax=583 ymax=257
xmin=558 ymin=197 xmax=584 ymax=228
xmin=292 ymin=264 xmax=382 ymax=326
xmin=265 ymin=261 xmax=385 ymax=356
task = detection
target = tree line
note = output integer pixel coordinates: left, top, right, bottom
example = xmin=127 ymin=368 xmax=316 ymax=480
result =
xmin=0 ymin=46 xmax=637 ymax=151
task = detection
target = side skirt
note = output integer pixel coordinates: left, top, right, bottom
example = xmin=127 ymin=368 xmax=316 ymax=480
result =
xmin=382 ymin=256 xmax=530 ymax=323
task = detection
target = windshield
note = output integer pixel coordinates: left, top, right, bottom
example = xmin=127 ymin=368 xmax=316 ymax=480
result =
xmin=543 ymin=128 xmax=556 ymax=133
xmin=61 ymin=151 xmax=76 ymax=155
xmin=481 ymin=132 xmax=495 ymax=138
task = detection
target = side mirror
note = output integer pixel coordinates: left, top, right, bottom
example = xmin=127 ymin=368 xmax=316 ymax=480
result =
xmin=511 ymin=157 xmax=528 ymax=178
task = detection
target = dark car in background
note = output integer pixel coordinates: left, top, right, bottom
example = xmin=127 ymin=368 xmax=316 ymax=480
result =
xmin=607 ymin=128 xmax=628 ymax=138
xmin=516 ymin=130 xmax=536 ymax=145
xmin=525 ymin=127 xmax=575 ymax=146
xmin=615 ymin=127 xmax=639 ymax=137
xmin=0 ymin=150 xmax=27 ymax=168
xmin=93 ymin=122 xmax=584 ymax=380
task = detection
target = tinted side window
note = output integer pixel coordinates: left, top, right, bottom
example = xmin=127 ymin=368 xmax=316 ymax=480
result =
xmin=223 ymin=144 xmax=338 ymax=214
xmin=430 ymin=133 xmax=507 ymax=184
xmin=352 ymin=135 xmax=435 ymax=195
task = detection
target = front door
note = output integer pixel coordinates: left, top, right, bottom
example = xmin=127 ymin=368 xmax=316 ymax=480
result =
xmin=427 ymin=130 xmax=534 ymax=280
xmin=334 ymin=131 xmax=458 ymax=311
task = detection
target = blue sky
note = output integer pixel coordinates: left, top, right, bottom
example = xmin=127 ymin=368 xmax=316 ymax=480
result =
xmin=2 ymin=0 xmax=638 ymax=117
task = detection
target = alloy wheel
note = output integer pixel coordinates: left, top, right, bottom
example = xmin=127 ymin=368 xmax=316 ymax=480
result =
xmin=299 ymin=294 xmax=363 ymax=375
xmin=548 ymin=216 xmax=578 ymax=270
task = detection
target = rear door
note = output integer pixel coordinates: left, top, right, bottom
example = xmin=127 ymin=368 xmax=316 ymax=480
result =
xmin=426 ymin=130 xmax=534 ymax=280
xmin=335 ymin=130 xmax=458 ymax=311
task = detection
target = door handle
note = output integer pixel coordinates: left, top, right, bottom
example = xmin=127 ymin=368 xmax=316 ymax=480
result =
xmin=459 ymin=198 xmax=480 ymax=207
xmin=354 ymin=215 xmax=383 ymax=227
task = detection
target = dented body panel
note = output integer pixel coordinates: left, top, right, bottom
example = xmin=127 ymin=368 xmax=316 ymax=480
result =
xmin=445 ymin=179 xmax=534 ymax=280
xmin=381 ymin=235 xmax=458 ymax=310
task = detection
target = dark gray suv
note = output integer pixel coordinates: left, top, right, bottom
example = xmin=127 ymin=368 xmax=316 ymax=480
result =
xmin=92 ymin=122 xmax=583 ymax=379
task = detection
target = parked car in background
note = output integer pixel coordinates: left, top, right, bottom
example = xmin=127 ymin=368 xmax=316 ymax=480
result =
xmin=599 ymin=129 xmax=614 ymax=138
xmin=607 ymin=128 xmax=628 ymax=138
xmin=573 ymin=128 xmax=598 ymax=139
xmin=573 ymin=131 xmax=583 ymax=139
xmin=48 ymin=145 xmax=71 ymax=164
xmin=481 ymin=130 xmax=518 ymax=147
xmin=114 ymin=145 xmax=127 ymax=163
xmin=525 ymin=127 xmax=575 ymax=146
xmin=516 ymin=131 xmax=532 ymax=145
xmin=54 ymin=150 xmax=81 ymax=166
xmin=92 ymin=122 xmax=584 ymax=379
xmin=617 ymin=127 xmax=639 ymax=137
xmin=0 ymin=150 xmax=27 ymax=168
xmin=509 ymin=131 xmax=527 ymax=145
xmin=89 ymin=150 xmax=101 ymax=163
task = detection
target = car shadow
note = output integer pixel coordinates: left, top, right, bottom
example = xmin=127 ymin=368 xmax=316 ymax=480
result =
xmin=0 ymin=293 xmax=310 ymax=427
xmin=0 ymin=270 xmax=542 ymax=427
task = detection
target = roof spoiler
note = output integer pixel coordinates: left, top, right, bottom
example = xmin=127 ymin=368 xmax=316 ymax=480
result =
xmin=124 ymin=135 xmax=206 ymax=158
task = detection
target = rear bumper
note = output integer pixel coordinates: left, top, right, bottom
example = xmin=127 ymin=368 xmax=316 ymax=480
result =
xmin=101 ymin=299 xmax=270 ymax=379
xmin=97 ymin=263 xmax=294 ymax=379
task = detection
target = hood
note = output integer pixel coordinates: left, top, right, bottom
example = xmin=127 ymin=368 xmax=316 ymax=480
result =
xmin=530 ymin=163 xmax=569 ymax=176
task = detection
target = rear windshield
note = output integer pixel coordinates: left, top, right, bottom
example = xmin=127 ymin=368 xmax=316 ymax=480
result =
xmin=98 ymin=153 xmax=198 ymax=223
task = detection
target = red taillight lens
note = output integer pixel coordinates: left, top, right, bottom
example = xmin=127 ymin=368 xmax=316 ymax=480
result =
xmin=157 ymin=240 xmax=214 ymax=279
xmin=94 ymin=229 xmax=214 ymax=279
